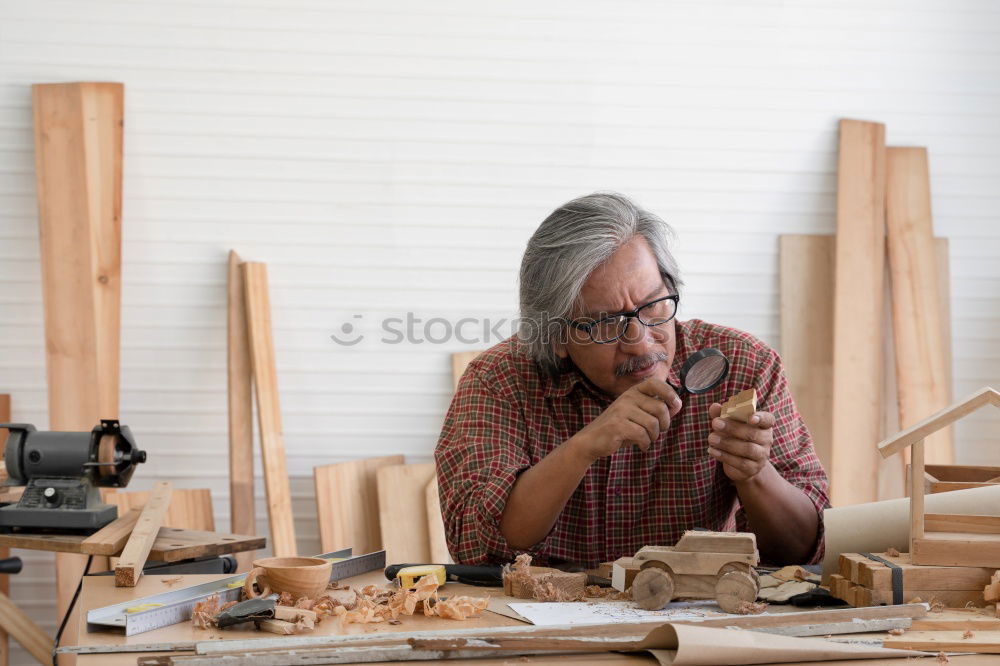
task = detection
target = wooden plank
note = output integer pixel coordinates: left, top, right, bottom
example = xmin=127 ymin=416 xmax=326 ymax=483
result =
xmin=32 ymin=81 xmax=124 ymax=642
xmin=913 ymin=534 xmax=1000 ymax=568
xmin=779 ymin=235 xmax=834 ymax=476
xmin=115 ymin=482 xmax=173 ymax=587
xmin=912 ymin=619 xmax=1000 ymax=631
xmin=227 ymin=250 xmax=255 ymax=572
xmin=242 ymin=262 xmax=297 ymax=558
xmin=0 ymin=590 xmax=54 ymax=664
xmin=0 ymin=394 xmax=8 ymax=666
xmin=927 ymin=465 xmax=1000 ymax=483
xmin=886 ymin=146 xmax=953 ymax=465
xmin=80 ymin=508 xmax=142 ymax=556
xmin=313 ymin=455 xmax=404 ymax=554
xmin=926 ymin=514 xmax=1000 ymax=535
xmin=831 ymin=118 xmax=887 ymax=507
xmin=0 ymin=527 xmax=263 ymax=561
xmin=425 ymin=477 xmax=451 ymax=564
xmin=911 ymin=439 xmax=925 ymax=542
xmin=879 ymin=387 xmax=1000 ymax=459
xmin=102 ymin=488 xmax=215 ymax=531
xmin=377 ymin=463 xmax=435 ymax=563
xmin=884 ymin=631 xmax=1000 ymax=653
xmin=451 ymin=351 xmax=482 ymax=391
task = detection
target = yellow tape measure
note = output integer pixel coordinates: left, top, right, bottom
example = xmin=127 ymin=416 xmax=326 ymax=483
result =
xmin=396 ymin=564 xmax=446 ymax=589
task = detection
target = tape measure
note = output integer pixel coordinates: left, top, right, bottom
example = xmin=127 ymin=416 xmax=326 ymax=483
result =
xmin=396 ymin=564 xmax=446 ymax=589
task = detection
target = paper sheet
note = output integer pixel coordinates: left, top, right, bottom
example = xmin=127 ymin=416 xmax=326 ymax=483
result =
xmin=822 ymin=484 xmax=1000 ymax=576
xmin=644 ymin=623 xmax=921 ymax=665
xmin=508 ymin=599 xmax=733 ymax=626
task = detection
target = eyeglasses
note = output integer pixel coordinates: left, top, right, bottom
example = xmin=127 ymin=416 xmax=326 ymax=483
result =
xmin=569 ymin=294 xmax=679 ymax=344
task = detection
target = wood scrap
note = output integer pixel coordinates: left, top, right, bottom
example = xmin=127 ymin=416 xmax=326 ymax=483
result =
xmin=115 ymin=481 xmax=172 ymax=586
xmin=0 ymin=590 xmax=54 ymax=664
xmin=501 ymin=553 xmax=585 ymax=601
xmin=33 ymin=80 xmax=124 ymax=644
xmin=831 ymin=118 xmax=887 ymax=507
xmin=255 ymin=619 xmax=301 ymax=635
xmin=721 ymin=388 xmax=757 ymax=422
xmin=886 ymin=146 xmax=953 ymax=465
xmin=984 ymin=571 xmax=1000 ymax=603
xmin=243 ymin=261 xmax=297 ymax=557
xmin=227 ymin=250 xmax=255 ymax=572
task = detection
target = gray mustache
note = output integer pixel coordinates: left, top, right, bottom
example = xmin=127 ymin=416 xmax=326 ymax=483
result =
xmin=615 ymin=352 xmax=670 ymax=378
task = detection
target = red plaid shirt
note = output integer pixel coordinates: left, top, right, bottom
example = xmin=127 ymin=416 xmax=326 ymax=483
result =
xmin=435 ymin=318 xmax=829 ymax=568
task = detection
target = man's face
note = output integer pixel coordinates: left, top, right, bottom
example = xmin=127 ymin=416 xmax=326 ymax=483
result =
xmin=556 ymin=236 xmax=677 ymax=397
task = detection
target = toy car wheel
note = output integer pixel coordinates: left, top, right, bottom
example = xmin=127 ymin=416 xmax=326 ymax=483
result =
xmin=715 ymin=571 xmax=758 ymax=614
xmin=632 ymin=566 xmax=674 ymax=610
xmin=718 ymin=561 xmax=759 ymax=586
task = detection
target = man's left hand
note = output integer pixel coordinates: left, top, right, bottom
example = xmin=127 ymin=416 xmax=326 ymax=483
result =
xmin=706 ymin=404 xmax=776 ymax=483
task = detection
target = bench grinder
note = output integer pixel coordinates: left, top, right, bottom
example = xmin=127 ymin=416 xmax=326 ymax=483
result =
xmin=0 ymin=419 xmax=146 ymax=531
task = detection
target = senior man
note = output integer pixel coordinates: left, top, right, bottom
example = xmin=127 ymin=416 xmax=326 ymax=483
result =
xmin=435 ymin=192 xmax=829 ymax=568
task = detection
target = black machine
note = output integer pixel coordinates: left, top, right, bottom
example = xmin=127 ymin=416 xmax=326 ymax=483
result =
xmin=0 ymin=419 xmax=146 ymax=531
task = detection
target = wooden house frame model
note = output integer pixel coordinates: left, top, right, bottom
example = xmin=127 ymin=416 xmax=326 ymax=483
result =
xmin=878 ymin=386 xmax=1000 ymax=567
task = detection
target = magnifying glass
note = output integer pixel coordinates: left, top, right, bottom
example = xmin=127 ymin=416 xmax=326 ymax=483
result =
xmin=666 ymin=348 xmax=730 ymax=396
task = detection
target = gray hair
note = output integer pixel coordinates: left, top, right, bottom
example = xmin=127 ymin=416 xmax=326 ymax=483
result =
xmin=517 ymin=192 xmax=683 ymax=373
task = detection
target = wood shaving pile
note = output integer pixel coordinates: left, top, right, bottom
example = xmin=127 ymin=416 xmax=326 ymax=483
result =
xmin=735 ymin=600 xmax=768 ymax=615
xmin=886 ymin=546 xmax=901 ymax=557
xmin=887 ymin=628 xmax=905 ymax=636
xmin=936 ymin=652 xmax=949 ymax=663
xmin=502 ymin=554 xmax=587 ymax=602
xmin=335 ymin=575 xmax=488 ymax=625
xmin=585 ymin=585 xmax=630 ymax=600
xmin=190 ymin=595 xmax=238 ymax=629
xmin=962 ymin=630 xmax=975 ymax=639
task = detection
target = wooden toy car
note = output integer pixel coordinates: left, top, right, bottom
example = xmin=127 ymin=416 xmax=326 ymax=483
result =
xmin=614 ymin=531 xmax=760 ymax=613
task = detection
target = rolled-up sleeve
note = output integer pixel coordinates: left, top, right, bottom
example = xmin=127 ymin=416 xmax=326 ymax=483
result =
xmin=734 ymin=346 xmax=831 ymax=564
xmin=434 ymin=369 xmax=531 ymax=565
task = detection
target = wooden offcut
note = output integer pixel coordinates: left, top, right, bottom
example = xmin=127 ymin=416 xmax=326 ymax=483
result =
xmin=313 ymin=455 xmax=403 ymax=554
xmin=102 ymin=488 xmax=215 ymax=531
xmin=830 ymin=118 xmax=887 ymax=507
xmin=376 ymin=463 xmax=435 ymax=563
xmin=115 ymin=482 xmax=173 ymax=587
xmin=32 ymin=81 xmax=124 ymax=635
xmin=243 ymin=262 xmax=297 ymax=558
xmin=425 ymin=477 xmax=451 ymax=564
xmin=779 ymin=235 xmax=835 ymax=475
xmin=0 ymin=527 xmax=263 ymax=562
xmin=721 ymin=388 xmax=757 ymax=423
xmin=838 ymin=552 xmax=996 ymax=592
xmin=886 ymin=146 xmax=953 ymax=466
xmin=80 ymin=508 xmax=142 ymax=556
xmin=0 ymin=590 xmax=54 ymax=665
xmin=228 ymin=250 xmax=256 ymax=571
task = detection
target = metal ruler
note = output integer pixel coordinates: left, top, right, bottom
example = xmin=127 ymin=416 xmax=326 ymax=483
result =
xmin=85 ymin=548 xmax=385 ymax=636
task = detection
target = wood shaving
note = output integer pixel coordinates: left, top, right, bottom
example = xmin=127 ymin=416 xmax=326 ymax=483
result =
xmin=936 ymin=652 xmax=949 ymax=663
xmin=962 ymin=630 xmax=974 ymax=639
xmin=929 ymin=599 xmax=946 ymax=613
xmin=334 ymin=575 xmax=488 ymax=625
xmin=161 ymin=577 xmax=182 ymax=586
xmin=886 ymin=546 xmax=901 ymax=557
xmin=735 ymin=600 xmax=768 ymax=615
xmin=277 ymin=592 xmax=295 ymax=606
xmin=191 ymin=594 xmax=222 ymax=629
xmin=585 ymin=585 xmax=629 ymax=600
xmin=887 ymin=628 xmax=905 ymax=636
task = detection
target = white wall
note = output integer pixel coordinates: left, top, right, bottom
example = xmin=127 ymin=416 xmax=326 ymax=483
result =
xmin=1 ymin=0 xmax=998 ymax=660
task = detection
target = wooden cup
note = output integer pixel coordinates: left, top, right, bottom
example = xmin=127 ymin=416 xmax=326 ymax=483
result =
xmin=243 ymin=556 xmax=332 ymax=599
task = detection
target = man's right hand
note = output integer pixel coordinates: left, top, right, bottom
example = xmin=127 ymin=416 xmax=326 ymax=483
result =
xmin=571 ymin=378 xmax=683 ymax=462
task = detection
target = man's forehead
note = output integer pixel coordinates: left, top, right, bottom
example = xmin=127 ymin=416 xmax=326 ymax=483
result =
xmin=579 ymin=279 xmax=667 ymax=318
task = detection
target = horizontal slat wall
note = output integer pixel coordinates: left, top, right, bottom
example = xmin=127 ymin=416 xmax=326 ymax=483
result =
xmin=1 ymin=1 xmax=999 ymax=661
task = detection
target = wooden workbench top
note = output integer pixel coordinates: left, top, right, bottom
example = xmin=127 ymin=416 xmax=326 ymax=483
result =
xmin=68 ymin=570 xmax=999 ymax=665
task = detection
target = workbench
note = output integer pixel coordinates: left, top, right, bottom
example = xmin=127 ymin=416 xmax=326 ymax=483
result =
xmin=65 ymin=571 xmax=999 ymax=665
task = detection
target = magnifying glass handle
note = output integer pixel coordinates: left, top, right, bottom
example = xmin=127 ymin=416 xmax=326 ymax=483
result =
xmin=665 ymin=380 xmax=688 ymax=397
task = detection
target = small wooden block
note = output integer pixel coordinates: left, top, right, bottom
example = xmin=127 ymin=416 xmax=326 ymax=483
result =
xmin=611 ymin=557 xmax=640 ymax=592
xmin=721 ymin=388 xmax=757 ymax=423
xmin=274 ymin=606 xmax=316 ymax=629
xmin=533 ymin=571 xmax=587 ymax=600
xmin=255 ymin=618 xmax=299 ymax=635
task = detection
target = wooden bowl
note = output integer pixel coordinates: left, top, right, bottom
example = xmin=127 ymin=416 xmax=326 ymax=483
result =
xmin=243 ymin=556 xmax=332 ymax=599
